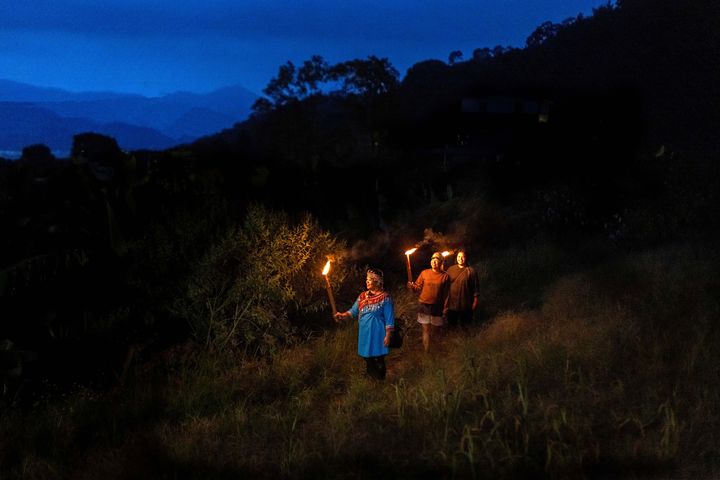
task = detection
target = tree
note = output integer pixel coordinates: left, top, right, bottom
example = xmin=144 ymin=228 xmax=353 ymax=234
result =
xmin=525 ymin=21 xmax=561 ymax=47
xmin=253 ymin=55 xmax=400 ymax=114
xmin=492 ymin=45 xmax=510 ymax=57
xmin=252 ymin=61 xmax=298 ymax=113
xmin=19 ymin=144 xmax=55 ymax=169
xmin=448 ymin=50 xmax=463 ymax=65
xmin=295 ymin=55 xmax=330 ymax=97
xmin=251 ymin=56 xmax=331 ymax=114
xmin=71 ymin=132 xmax=123 ymax=167
xmin=472 ymin=47 xmax=492 ymax=62
xmin=330 ymin=56 xmax=400 ymax=97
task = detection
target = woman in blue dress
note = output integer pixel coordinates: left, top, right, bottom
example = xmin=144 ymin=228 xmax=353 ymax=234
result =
xmin=335 ymin=268 xmax=395 ymax=380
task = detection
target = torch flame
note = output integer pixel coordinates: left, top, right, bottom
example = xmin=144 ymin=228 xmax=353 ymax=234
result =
xmin=405 ymin=248 xmax=417 ymax=256
xmin=321 ymin=259 xmax=337 ymax=317
xmin=441 ymin=251 xmax=451 ymax=257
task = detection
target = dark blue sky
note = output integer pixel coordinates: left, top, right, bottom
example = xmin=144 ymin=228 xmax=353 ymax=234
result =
xmin=1 ymin=0 xmax=609 ymax=97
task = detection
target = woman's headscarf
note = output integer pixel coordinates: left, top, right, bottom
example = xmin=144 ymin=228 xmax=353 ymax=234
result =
xmin=366 ymin=268 xmax=384 ymax=288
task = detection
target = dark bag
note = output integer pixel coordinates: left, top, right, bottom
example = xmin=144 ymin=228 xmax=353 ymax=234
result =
xmin=388 ymin=317 xmax=404 ymax=349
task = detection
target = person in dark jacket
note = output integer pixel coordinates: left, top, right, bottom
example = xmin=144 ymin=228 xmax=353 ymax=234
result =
xmin=446 ymin=250 xmax=480 ymax=328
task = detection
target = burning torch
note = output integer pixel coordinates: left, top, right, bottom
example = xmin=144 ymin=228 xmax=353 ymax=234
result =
xmin=322 ymin=260 xmax=338 ymax=321
xmin=441 ymin=250 xmax=451 ymax=270
xmin=405 ymin=247 xmax=417 ymax=285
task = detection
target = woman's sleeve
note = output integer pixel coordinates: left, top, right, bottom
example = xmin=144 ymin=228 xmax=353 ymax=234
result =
xmin=348 ymin=295 xmax=361 ymax=319
xmin=415 ymin=271 xmax=424 ymax=290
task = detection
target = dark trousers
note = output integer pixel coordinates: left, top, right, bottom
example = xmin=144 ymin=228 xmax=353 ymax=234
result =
xmin=364 ymin=355 xmax=386 ymax=380
xmin=447 ymin=309 xmax=473 ymax=328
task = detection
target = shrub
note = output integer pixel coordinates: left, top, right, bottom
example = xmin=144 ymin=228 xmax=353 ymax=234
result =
xmin=180 ymin=205 xmax=347 ymax=355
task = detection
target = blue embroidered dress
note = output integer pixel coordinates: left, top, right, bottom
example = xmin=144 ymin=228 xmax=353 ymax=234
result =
xmin=349 ymin=291 xmax=395 ymax=357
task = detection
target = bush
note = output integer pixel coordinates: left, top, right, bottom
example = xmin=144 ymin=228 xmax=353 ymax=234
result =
xmin=179 ymin=205 xmax=347 ymax=355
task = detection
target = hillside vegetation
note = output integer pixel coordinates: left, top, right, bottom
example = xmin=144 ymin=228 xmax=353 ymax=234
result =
xmin=2 ymin=228 xmax=718 ymax=478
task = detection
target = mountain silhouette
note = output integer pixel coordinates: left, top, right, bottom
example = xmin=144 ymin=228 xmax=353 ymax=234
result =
xmin=0 ymin=80 xmax=257 ymax=154
xmin=0 ymin=102 xmax=177 ymax=153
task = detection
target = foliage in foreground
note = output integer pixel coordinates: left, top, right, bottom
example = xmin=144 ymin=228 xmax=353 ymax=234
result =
xmin=178 ymin=204 xmax=348 ymax=355
xmin=1 ymin=242 xmax=718 ymax=479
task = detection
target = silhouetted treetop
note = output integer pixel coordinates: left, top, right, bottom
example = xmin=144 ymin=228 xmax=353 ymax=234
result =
xmin=329 ymin=56 xmax=400 ymax=97
xmin=252 ymin=55 xmax=399 ymax=115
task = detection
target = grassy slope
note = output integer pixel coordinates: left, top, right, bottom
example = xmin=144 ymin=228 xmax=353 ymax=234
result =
xmin=2 ymin=240 xmax=719 ymax=479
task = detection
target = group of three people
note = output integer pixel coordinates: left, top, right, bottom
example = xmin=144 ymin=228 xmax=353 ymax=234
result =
xmin=334 ymin=250 xmax=480 ymax=380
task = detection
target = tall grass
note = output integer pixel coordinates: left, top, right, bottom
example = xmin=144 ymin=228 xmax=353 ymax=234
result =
xmin=2 ymin=242 xmax=719 ymax=479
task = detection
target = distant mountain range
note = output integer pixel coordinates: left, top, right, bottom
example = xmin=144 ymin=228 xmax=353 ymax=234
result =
xmin=0 ymin=79 xmax=258 ymax=156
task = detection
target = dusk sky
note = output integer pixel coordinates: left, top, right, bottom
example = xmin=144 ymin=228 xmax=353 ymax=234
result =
xmin=1 ymin=0 xmax=610 ymax=97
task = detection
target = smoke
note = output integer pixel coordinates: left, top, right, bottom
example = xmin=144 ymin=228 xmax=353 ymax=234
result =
xmin=415 ymin=227 xmax=467 ymax=252
xmin=341 ymin=222 xmax=474 ymax=266
xmin=346 ymin=230 xmax=391 ymax=262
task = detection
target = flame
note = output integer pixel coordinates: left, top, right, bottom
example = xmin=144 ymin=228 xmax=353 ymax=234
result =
xmin=322 ymin=260 xmax=331 ymax=276
xmin=405 ymin=248 xmax=417 ymax=256
xmin=441 ymin=251 xmax=451 ymax=257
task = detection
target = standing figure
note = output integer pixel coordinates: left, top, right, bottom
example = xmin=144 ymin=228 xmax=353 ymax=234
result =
xmin=408 ymin=252 xmax=450 ymax=352
xmin=446 ymin=249 xmax=480 ymax=328
xmin=335 ymin=268 xmax=394 ymax=380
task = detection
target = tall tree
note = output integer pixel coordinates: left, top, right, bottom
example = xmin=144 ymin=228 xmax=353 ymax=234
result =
xmin=330 ymin=56 xmax=400 ymax=98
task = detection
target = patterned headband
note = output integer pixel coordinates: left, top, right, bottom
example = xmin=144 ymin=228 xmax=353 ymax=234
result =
xmin=366 ymin=269 xmax=383 ymax=284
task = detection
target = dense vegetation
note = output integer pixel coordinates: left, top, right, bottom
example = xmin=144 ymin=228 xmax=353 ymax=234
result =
xmin=1 ymin=1 xmax=719 ymax=478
